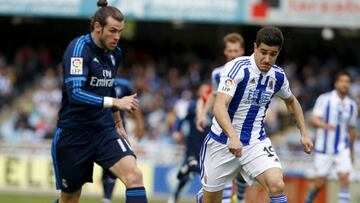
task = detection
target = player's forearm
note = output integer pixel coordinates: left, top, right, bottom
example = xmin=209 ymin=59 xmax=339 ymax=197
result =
xmin=132 ymin=108 xmax=144 ymax=129
xmin=113 ymin=111 xmax=123 ymax=125
xmin=311 ymin=116 xmax=329 ymax=129
xmin=287 ymin=96 xmax=308 ymax=136
xmin=203 ymin=94 xmax=215 ymax=115
xmin=196 ymin=99 xmax=205 ymax=116
xmin=67 ymin=84 xmax=104 ymax=107
xmin=214 ymin=101 xmax=237 ymax=138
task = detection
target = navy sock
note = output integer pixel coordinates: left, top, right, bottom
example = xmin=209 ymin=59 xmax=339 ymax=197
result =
xmin=126 ymin=187 xmax=147 ymax=203
xmin=236 ymin=175 xmax=247 ymax=201
xmin=305 ymin=189 xmax=320 ymax=203
xmin=102 ymin=177 xmax=116 ymax=199
xmin=270 ymin=194 xmax=287 ymax=203
xmin=174 ymin=178 xmax=188 ymax=201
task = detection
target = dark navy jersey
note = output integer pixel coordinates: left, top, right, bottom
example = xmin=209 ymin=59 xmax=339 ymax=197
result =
xmin=114 ymin=78 xmax=133 ymax=98
xmin=57 ymin=34 xmax=122 ymax=130
xmin=114 ymin=77 xmax=134 ymax=121
xmin=173 ymin=100 xmax=209 ymax=159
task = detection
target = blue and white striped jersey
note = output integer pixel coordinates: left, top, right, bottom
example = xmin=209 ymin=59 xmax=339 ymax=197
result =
xmin=58 ymin=34 xmax=122 ymax=130
xmin=209 ymin=54 xmax=292 ymax=146
xmin=211 ymin=66 xmax=224 ymax=95
xmin=313 ymin=90 xmax=358 ymax=154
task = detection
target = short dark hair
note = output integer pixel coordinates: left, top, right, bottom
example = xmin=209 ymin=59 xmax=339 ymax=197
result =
xmin=224 ymin=33 xmax=245 ymax=48
xmin=90 ymin=6 xmax=124 ymax=31
xmin=334 ymin=70 xmax=352 ymax=82
xmin=255 ymin=26 xmax=284 ymax=49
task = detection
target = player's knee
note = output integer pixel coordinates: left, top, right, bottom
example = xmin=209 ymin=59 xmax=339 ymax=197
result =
xmin=122 ymin=168 xmax=143 ymax=188
xmin=268 ymin=180 xmax=285 ymax=194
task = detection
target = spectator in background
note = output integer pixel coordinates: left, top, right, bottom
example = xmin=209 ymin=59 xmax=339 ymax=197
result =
xmin=0 ymin=66 xmax=14 ymax=107
xmin=32 ymin=68 xmax=61 ymax=139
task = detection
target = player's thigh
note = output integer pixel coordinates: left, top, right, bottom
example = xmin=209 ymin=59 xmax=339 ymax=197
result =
xmin=255 ymin=167 xmax=284 ymax=193
xmin=95 ymin=127 xmax=140 ymax=186
xmin=52 ymin=128 xmax=95 ymax=193
xmin=109 ymin=155 xmax=143 ymax=187
xmin=241 ymin=138 xmax=282 ymax=186
xmin=95 ymin=127 xmax=135 ymax=170
xmin=200 ymin=137 xmax=240 ymax=192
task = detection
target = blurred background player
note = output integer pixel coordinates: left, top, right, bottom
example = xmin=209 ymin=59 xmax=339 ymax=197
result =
xmin=102 ymin=77 xmax=145 ymax=203
xmin=305 ymin=71 xmax=358 ymax=203
xmin=200 ymin=26 xmax=313 ymax=203
xmin=168 ymin=84 xmax=211 ymax=203
xmin=51 ymin=1 xmax=147 ymax=203
xmin=196 ymin=33 xmax=247 ymax=203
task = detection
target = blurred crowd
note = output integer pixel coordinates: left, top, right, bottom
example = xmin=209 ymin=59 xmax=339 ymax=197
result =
xmin=0 ymin=44 xmax=359 ymax=150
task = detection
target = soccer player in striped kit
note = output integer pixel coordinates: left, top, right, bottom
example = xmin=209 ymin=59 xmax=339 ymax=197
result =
xmin=305 ymin=71 xmax=357 ymax=203
xmin=51 ymin=1 xmax=147 ymax=203
xmin=196 ymin=33 xmax=247 ymax=203
xmin=200 ymin=26 xmax=313 ymax=203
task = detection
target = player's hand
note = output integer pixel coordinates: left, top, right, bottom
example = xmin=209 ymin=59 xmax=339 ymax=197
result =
xmin=196 ymin=113 xmax=207 ymax=132
xmin=300 ymin=134 xmax=313 ymax=154
xmin=228 ymin=136 xmax=242 ymax=157
xmin=113 ymin=93 xmax=139 ymax=112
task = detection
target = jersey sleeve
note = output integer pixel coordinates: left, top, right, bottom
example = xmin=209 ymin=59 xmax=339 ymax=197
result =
xmin=312 ymin=95 xmax=327 ymax=118
xmin=63 ymin=37 xmax=104 ymax=107
xmin=217 ymin=60 xmax=244 ymax=97
xmin=211 ymin=69 xmax=221 ymax=95
xmin=275 ymin=74 xmax=292 ymax=99
xmin=349 ymin=101 xmax=358 ymax=127
xmin=114 ymin=78 xmax=133 ymax=98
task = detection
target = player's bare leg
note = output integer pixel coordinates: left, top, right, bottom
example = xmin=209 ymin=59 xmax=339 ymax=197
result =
xmin=256 ymin=167 xmax=287 ymax=203
xmin=203 ymin=190 xmax=223 ymax=203
xmin=338 ymin=172 xmax=350 ymax=203
xmin=305 ymin=177 xmax=326 ymax=203
xmin=110 ymin=155 xmax=147 ymax=203
xmin=59 ymin=188 xmax=81 ymax=203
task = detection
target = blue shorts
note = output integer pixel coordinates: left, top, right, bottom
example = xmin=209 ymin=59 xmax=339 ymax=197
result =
xmin=51 ymin=127 xmax=134 ymax=192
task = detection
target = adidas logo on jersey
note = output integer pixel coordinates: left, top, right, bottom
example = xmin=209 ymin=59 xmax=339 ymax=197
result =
xmin=93 ymin=57 xmax=100 ymax=63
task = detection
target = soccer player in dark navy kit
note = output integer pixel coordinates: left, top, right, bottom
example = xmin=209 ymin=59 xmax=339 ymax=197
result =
xmin=102 ymin=77 xmax=145 ymax=203
xmin=51 ymin=1 xmax=147 ymax=203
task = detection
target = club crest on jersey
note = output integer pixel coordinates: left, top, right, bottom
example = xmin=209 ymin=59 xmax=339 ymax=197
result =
xmin=70 ymin=57 xmax=83 ymax=75
xmin=269 ymin=80 xmax=274 ymax=89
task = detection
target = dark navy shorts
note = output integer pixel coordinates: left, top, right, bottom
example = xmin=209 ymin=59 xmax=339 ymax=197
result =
xmin=51 ymin=127 xmax=134 ymax=192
